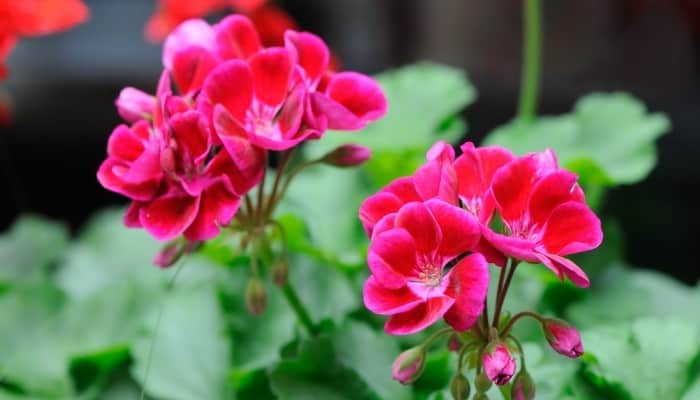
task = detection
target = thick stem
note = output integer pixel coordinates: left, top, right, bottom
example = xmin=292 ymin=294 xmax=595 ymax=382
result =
xmin=517 ymin=0 xmax=542 ymax=122
xmin=281 ymin=282 xmax=317 ymax=335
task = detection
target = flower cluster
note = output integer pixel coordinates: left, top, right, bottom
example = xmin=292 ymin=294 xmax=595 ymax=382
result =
xmin=359 ymin=140 xmax=602 ymax=394
xmin=98 ymin=14 xmax=386 ymax=246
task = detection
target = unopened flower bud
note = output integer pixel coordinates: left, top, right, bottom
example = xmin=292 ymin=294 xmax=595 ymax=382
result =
xmin=245 ymin=277 xmax=267 ymax=315
xmin=447 ymin=333 xmax=461 ymax=352
xmin=475 ymin=372 xmax=492 ymax=393
xmin=473 ymin=394 xmax=489 ymax=400
xmin=511 ymin=368 xmax=535 ymax=400
xmin=153 ymin=240 xmax=185 ymax=268
xmin=391 ymin=346 xmax=426 ymax=385
xmin=116 ymin=87 xmax=155 ymax=122
xmin=321 ymin=144 xmax=371 ymax=167
xmin=542 ymin=318 xmax=584 ymax=358
xmin=482 ymin=343 xmax=516 ymax=386
xmin=450 ymin=373 xmax=470 ymax=400
xmin=271 ymin=260 xmax=289 ymax=287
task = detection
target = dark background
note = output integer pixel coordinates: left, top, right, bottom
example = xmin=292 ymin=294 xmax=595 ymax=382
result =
xmin=1 ymin=0 xmax=698 ymax=282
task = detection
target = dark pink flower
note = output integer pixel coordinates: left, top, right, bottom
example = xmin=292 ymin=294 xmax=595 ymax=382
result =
xmin=359 ymin=176 xmax=421 ymax=237
xmin=483 ymin=149 xmax=602 ymax=287
xmin=482 ymin=344 xmax=516 ymax=386
xmin=543 ymin=318 xmax=584 ymax=358
xmin=284 ymin=30 xmax=386 ymax=132
xmin=392 ymin=346 xmax=426 ymax=384
xmin=162 ymin=19 xmax=218 ymax=96
xmin=362 ymin=200 xmax=488 ymax=335
xmin=197 ymin=51 xmax=311 ymax=151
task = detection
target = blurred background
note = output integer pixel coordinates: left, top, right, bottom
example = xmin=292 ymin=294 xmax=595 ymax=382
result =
xmin=1 ymin=0 xmax=698 ymax=282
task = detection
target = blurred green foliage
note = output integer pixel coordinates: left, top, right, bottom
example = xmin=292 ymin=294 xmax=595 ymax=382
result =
xmin=0 ymin=63 xmax=697 ymax=400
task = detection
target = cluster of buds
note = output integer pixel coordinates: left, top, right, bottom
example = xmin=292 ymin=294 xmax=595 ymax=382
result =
xmin=98 ymin=14 xmax=386 ymax=314
xmin=360 ymin=141 xmax=600 ymax=398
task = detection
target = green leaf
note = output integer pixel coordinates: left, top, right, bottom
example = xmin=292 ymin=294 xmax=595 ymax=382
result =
xmin=269 ymin=336 xmax=379 ymax=400
xmin=567 ymin=265 xmax=700 ymax=329
xmin=131 ymin=286 xmax=232 ymax=400
xmin=332 ymin=320 xmax=411 ymax=400
xmin=581 ymin=318 xmax=700 ymax=400
xmin=0 ymin=215 xmax=68 ymax=285
xmin=484 ymin=92 xmax=670 ymax=187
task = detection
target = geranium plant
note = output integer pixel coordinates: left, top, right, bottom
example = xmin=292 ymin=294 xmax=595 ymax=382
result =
xmin=1 ymin=1 xmax=697 ymax=400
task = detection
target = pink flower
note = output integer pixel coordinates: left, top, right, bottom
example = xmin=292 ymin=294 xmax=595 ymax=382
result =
xmin=483 ymin=149 xmax=603 ymax=287
xmin=482 ymin=344 xmax=516 ymax=386
xmin=97 ymin=121 xmax=163 ymax=201
xmin=284 ymin=30 xmax=386 ymax=132
xmin=162 ymin=19 xmax=218 ymax=96
xmin=359 ymin=176 xmax=421 ymax=237
xmin=392 ymin=346 xmax=426 ymax=385
xmin=362 ymin=200 xmax=489 ymax=335
xmin=197 ymin=50 xmax=312 ymax=151
xmin=116 ymin=87 xmax=156 ymax=123
xmin=542 ymin=318 xmax=584 ymax=358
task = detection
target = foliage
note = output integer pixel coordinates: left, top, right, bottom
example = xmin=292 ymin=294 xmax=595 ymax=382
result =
xmin=0 ymin=62 xmax=696 ymax=400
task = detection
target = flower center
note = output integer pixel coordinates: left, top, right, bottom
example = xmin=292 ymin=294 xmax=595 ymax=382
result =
xmin=418 ymin=264 xmax=442 ymax=288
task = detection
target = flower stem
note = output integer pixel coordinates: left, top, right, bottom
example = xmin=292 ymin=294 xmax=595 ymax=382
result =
xmin=281 ymin=281 xmax=317 ymax=335
xmin=255 ymin=154 xmax=268 ymax=225
xmin=517 ymin=0 xmax=542 ymax=122
xmin=264 ymin=149 xmax=294 ymax=219
xmin=492 ymin=261 xmax=508 ymax=328
xmin=422 ymin=327 xmax=454 ymax=349
xmin=502 ymin=310 xmax=544 ymax=336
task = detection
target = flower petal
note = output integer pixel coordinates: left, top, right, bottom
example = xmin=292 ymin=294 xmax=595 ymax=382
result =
xmin=214 ymin=14 xmax=261 ymax=60
xmin=140 ymin=194 xmax=200 ymax=241
xmin=213 ymin=104 xmax=266 ymax=177
xmin=491 ymin=155 xmax=538 ymax=223
xmin=481 ymin=227 xmax=538 ymax=263
xmin=395 ymin=202 xmax=442 ymax=255
xmin=310 ymin=72 xmax=387 ymax=130
xmin=528 ymin=170 xmax=583 ymax=228
xmin=358 ymin=192 xmax=403 ymax=236
xmin=535 ymin=252 xmax=590 ymax=288
xmin=363 ymin=276 xmax=423 ymax=315
xmin=198 ymin=60 xmax=253 ymax=121
xmin=542 ymin=202 xmax=602 ymax=255
xmin=107 ymin=124 xmax=145 ymax=161
xmin=284 ymin=30 xmax=329 ymax=86
xmin=443 ymin=253 xmax=489 ymax=331
xmin=385 ymin=296 xmax=455 ymax=335
xmin=425 ymin=199 xmax=480 ymax=257
xmin=171 ymin=45 xmax=218 ymax=95
xmin=368 ymin=228 xmax=418 ymax=289
xmin=413 ymin=158 xmax=458 ymax=205
xmin=163 ymin=19 xmax=214 ymax=70
xmin=184 ymin=181 xmax=240 ymax=241
xmin=249 ymin=47 xmax=293 ymax=106
xmin=168 ymin=110 xmax=210 ymax=167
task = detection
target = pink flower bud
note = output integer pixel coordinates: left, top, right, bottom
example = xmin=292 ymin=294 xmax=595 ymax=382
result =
xmin=392 ymin=346 xmax=426 ymax=385
xmin=482 ymin=344 xmax=516 ymax=386
xmin=153 ymin=240 xmax=184 ymax=268
xmin=116 ymin=87 xmax=155 ymax=123
xmin=447 ymin=333 xmax=461 ymax=352
xmin=245 ymin=277 xmax=267 ymax=315
xmin=321 ymin=144 xmax=371 ymax=167
xmin=271 ymin=260 xmax=289 ymax=288
xmin=542 ymin=318 xmax=584 ymax=358
xmin=511 ymin=368 xmax=535 ymax=400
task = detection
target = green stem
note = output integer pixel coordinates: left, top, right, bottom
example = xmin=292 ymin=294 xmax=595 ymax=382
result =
xmin=502 ymin=310 xmax=544 ymax=336
xmin=422 ymin=327 xmax=453 ymax=349
xmin=517 ymin=0 xmax=542 ymax=122
xmin=264 ymin=149 xmax=294 ymax=219
xmin=492 ymin=261 xmax=508 ymax=327
xmin=281 ymin=282 xmax=317 ymax=335
xmin=255 ymin=154 xmax=268 ymax=225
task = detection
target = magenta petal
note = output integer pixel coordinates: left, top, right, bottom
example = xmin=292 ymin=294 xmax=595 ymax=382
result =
xmin=528 ymin=170 xmax=581 ymax=228
xmin=198 ymin=60 xmax=253 ymax=121
xmin=284 ymin=30 xmax=329 ymax=86
xmin=413 ymin=158 xmax=458 ymax=205
xmin=205 ymin=150 xmax=263 ymax=196
xmin=124 ymin=201 xmax=143 ymax=228
xmin=163 ymin=19 xmax=214 ymax=70
xmin=116 ymin=87 xmax=155 ymax=123
xmin=385 ymin=296 xmax=455 ymax=335
xmin=325 ymin=72 xmax=387 ymax=125
xmin=395 ymin=202 xmax=442 ymax=255
xmin=481 ymin=227 xmax=538 ymax=263
xmin=213 ymin=104 xmax=265 ymax=177
xmin=535 ymin=252 xmax=590 ymax=288
xmin=184 ymin=181 xmax=240 ymax=241
xmin=363 ymin=276 xmax=423 ymax=315
xmin=107 ymin=125 xmax=145 ymax=161
xmin=425 ymin=200 xmax=480 ymax=257
xmin=371 ymin=213 xmax=397 ymax=239
xmin=140 ymin=194 xmax=200 ymax=241
xmin=385 ymin=176 xmax=421 ymax=203
xmin=214 ymin=14 xmax=261 ymax=60
xmin=443 ymin=253 xmax=489 ymax=331
xmin=249 ymin=47 xmax=293 ymax=106
xmin=474 ymin=236 xmax=507 ymax=267
xmin=171 ymin=46 xmax=218 ymax=96
xmin=97 ymin=157 xmax=160 ymax=201
xmin=169 ymin=110 xmax=210 ymax=167
xmin=358 ymin=192 xmax=403 ymax=236
xmin=367 ymin=228 xmax=418 ymax=289
xmin=491 ymin=156 xmax=538 ymax=223
xmin=542 ymin=202 xmax=603 ymax=255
